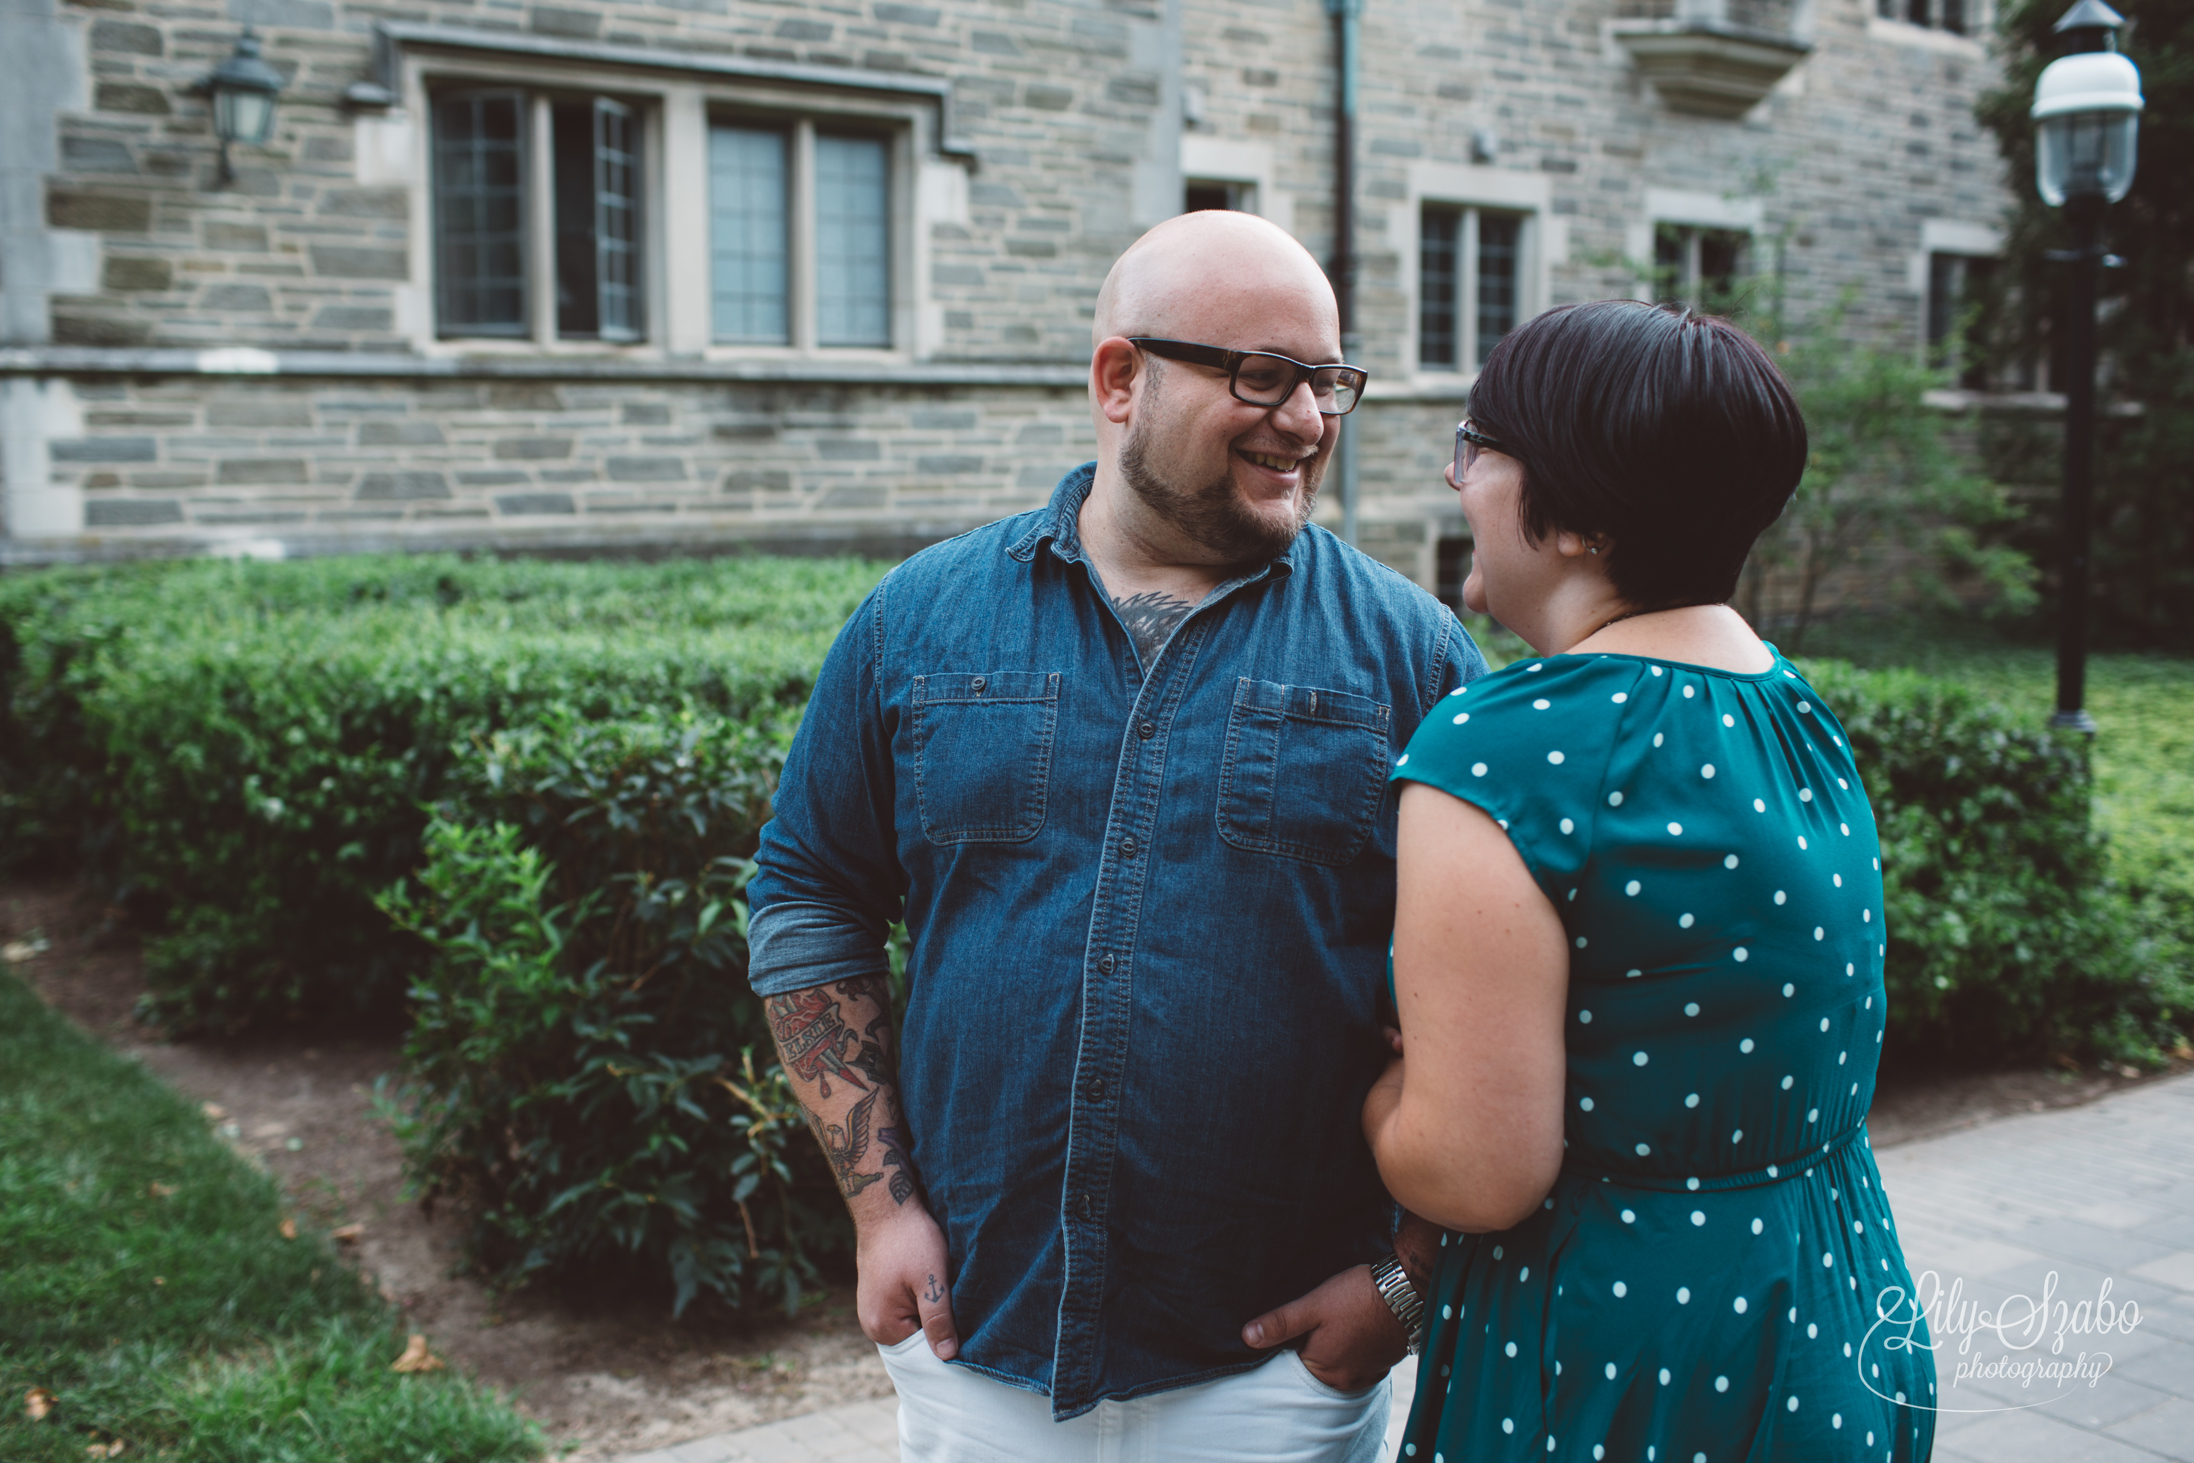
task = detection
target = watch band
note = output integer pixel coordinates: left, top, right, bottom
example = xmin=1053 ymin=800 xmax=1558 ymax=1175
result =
xmin=1370 ymin=1255 xmax=1426 ymax=1356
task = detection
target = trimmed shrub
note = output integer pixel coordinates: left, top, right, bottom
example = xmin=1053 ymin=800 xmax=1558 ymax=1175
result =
xmin=1803 ymin=660 xmax=2191 ymax=1069
xmin=0 ymin=555 xmax=884 ymax=1031
xmin=379 ymin=714 xmax=846 ymax=1316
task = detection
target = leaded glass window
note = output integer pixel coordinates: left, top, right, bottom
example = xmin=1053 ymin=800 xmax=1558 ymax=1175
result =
xmin=433 ymin=88 xmax=645 ymax=342
xmin=815 ymin=134 xmax=891 ymax=348
xmin=709 ymin=125 xmax=790 ymax=344
xmin=1418 ymin=204 xmax=1529 ymax=373
xmin=434 ymin=91 xmax=527 ymax=336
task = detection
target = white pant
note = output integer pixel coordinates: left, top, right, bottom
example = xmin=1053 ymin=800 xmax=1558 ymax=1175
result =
xmin=877 ymin=1332 xmax=1393 ymax=1463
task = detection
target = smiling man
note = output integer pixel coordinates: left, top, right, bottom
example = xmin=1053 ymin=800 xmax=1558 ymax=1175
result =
xmin=743 ymin=210 xmax=1487 ymax=1461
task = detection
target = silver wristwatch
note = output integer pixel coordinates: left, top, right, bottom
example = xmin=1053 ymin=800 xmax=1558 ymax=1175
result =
xmin=1370 ymin=1255 xmax=1426 ymax=1356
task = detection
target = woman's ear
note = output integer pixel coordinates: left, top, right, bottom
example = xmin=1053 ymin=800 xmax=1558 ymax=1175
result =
xmin=1553 ymin=529 xmax=1603 ymax=561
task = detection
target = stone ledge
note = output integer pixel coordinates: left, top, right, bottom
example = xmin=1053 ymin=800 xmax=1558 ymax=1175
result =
xmin=0 ymin=348 xmax=1090 ymax=389
xmin=0 ymin=517 xmax=978 ymax=568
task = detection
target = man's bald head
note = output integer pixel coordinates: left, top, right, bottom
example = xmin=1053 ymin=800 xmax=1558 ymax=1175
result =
xmin=1093 ymin=211 xmax=1338 ymax=351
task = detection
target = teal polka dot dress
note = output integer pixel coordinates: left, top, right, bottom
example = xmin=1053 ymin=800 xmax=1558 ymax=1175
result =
xmin=1390 ymin=651 xmax=1936 ymax=1463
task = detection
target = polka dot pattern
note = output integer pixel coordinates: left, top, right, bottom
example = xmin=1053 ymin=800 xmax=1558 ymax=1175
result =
xmin=1387 ymin=649 xmax=1932 ymax=1463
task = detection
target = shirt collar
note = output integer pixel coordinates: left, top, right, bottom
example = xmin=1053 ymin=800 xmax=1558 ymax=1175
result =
xmin=1008 ymin=461 xmax=1299 ymax=585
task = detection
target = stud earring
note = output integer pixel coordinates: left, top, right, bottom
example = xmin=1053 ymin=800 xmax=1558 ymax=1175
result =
xmin=1587 ymin=544 xmax=1602 ymax=556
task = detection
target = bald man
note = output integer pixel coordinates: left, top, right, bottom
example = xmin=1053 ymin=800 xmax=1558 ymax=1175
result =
xmin=746 ymin=212 xmax=1487 ymax=1460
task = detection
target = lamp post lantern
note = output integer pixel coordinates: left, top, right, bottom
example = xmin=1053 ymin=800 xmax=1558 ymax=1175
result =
xmin=200 ymin=29 xmax=287 ymax=185
xmin=2031 ymin=0 xmax=2142 ymax=734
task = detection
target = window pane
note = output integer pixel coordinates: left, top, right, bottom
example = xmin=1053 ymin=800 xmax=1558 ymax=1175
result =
xmin=1653 ymin=223 xmax=1687 ymax=305
xmin=1420 ymin=204 xmax=1461 ymax=370
xmin=1699 ymin=229 xmax=1747 ymax=313
xmin=1926 ymin=252 xmax=1961 ymax=359
xmin=710 ymin=124 xmax=789 ymax=344
xmin=1475 ymin=213 xmax=1520 ymax=369
xmin=816 ymin=134 xmax=891 ymax=348
xmin=555 ymin=99 xmax=642 ymax=341
xmin=594 ymin=100 xmax=641 ymax=340
xmin=434 ymin=91 xmax=528 ymax=336
xmin=553 ymin=102 xmax=600 ymax=338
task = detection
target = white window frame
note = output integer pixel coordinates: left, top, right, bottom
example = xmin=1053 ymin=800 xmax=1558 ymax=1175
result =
xmin=1397 ymin=162 xmax=1557 ymax=387
xmin=1177 ymin=137 xmax=1293 ymax=236
xmin=360 ymin=28 xmax=970 ymax=361
xmin=1630 ymin=187 xmax=1766 ymax=312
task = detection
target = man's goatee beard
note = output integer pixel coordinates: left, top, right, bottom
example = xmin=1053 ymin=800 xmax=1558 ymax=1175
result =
xmin=1117 ymin=431 xmax=1320 ymax=565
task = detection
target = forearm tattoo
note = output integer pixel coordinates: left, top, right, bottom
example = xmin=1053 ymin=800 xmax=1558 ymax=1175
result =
xmin=767 ymin=979 xmax=916 ymax=1205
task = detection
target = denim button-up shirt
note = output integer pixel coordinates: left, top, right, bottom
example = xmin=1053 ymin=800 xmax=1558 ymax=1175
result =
xmin=747 ymin=465 xmax=1486 ymax=1418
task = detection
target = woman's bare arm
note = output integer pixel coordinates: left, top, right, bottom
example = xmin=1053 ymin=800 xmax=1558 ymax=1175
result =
xmin=1365 ymin=782 xmax=1570 ymax=1233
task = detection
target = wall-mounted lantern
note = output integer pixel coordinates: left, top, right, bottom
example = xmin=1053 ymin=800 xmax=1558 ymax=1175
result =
xmin=200 ymin=29 xmax=286 ymax=184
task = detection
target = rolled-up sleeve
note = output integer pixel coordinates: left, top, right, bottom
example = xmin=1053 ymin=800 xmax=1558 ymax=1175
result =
xmin=746 ymin=586 xmax=902 ymax=997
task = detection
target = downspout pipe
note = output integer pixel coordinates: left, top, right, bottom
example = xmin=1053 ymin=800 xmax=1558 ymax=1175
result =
xmin=1327 ymin=0 xmax=1360 ymax=547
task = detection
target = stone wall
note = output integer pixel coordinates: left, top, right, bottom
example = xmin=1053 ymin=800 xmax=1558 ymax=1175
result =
xmin=4 ymin=0 xmax=2023 ymax=596
xmin=35 ymin=368 xmax=1095 ymax=551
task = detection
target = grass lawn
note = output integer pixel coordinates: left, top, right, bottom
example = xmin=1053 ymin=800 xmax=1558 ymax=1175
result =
xmin=1793 ymin=617 xmax=2194 ymax=903
xmin=0 ymin=969 xmax=543 ymax=1462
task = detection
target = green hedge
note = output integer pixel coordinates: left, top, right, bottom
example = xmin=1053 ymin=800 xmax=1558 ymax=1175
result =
xmin=0 ymin=555 xmax=883 ymax=1031
xmin=1802 ymin=660 xmax=2191 ymax=1069
xmin=379 ymin=713 xmax=847 ymax=1316
xmin=4 ymin=559 xmax=2184 ymax=1318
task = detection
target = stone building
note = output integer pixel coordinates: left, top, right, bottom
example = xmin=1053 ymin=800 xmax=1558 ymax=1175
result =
xmin=0 ymin=0 xmax=2017 ymax=594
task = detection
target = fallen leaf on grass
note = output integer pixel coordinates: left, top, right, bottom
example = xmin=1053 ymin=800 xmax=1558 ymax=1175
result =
xmin=85 ymin=1441 xmax=125 ymax=1457
xmin=201 ymin=1103 xmax=227 ymax=1121
xmin=25 ymin=1387 xmax=55 ymax=1421
xmin=330 ymin=1223 xmax=363 ymax=1244
xmin=1 ymin=936 xmax=50 ymax=963
xmin=151 ymin=1277 xmax=164 ymax=1287
xmin=147 ymin=1183 xmax=174 ymax=1199
xmin=278 ymin=1218 xmax=297 ymax=1240
xmin=390 ymin=1335 xmax=445 ymax=1374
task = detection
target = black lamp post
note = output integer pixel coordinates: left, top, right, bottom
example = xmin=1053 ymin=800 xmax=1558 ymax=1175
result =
xmin=200 ymin=29 xmax=287 ymax=185
xmin=2032 ymin=0 xmax=2142 ymax=734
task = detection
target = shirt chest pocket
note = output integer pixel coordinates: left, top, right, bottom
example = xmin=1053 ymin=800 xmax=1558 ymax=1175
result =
xmin=911 ymin=671 xmax=1062 ymax=845
xmin=1216 ymin=678 xmax=1392 ymax=866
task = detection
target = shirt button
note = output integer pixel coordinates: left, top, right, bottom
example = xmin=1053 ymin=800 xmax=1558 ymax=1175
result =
xmin=971 ymin=676 xmax=986 ymax=693
xmin=1076 ymin=1193 xmax=1095 ymax=1221
xmin=1137 ymin=721 xmax=1156 ymax=739
xmin=1099 ymin=953 xmax=1116 ymax=974
xmin=1087 ymin=1077 xmax=1106 ymax=1100
xmin=1120 ymin=836 xmax=1138 ymax=858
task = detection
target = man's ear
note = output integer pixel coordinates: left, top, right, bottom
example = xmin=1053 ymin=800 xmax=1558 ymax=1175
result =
xmin=1092 ymin=337 xmax=1142 ymax=427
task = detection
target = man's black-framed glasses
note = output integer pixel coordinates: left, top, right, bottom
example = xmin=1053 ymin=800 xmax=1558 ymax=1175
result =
xmin=1128 ymin=337 xmax=1368 ymax=417
xmin=1454 ymin=419 xmax=1509 ymax=481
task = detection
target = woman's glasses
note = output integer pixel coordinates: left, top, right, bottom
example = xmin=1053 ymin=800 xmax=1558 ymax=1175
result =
xmin=1128 ymin=338 xmax=1368 ymax=416
xmin=1454 ymin=420 xmax=1509 ymax=481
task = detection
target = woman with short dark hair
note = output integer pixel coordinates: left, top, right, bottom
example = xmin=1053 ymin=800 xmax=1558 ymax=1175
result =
xmin=1368 ymin=299 xmax=1936 ymax=1462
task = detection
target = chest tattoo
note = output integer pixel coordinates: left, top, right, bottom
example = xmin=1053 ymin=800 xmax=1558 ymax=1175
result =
xmin=1113 ymin=589 xmax=1195 ymax=670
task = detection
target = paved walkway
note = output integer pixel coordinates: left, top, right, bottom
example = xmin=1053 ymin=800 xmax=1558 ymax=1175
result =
xmin=619 ymin=1073 xmax=2194 ymax=1463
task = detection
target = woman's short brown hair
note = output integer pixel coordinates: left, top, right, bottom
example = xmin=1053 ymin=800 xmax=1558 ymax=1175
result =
xmin=1466 ymin=299 xmax=1807 ymax=610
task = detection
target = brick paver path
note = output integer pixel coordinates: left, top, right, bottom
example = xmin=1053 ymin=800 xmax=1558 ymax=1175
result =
xmin=618 ymin=1072 xmax=2194 ymax=1463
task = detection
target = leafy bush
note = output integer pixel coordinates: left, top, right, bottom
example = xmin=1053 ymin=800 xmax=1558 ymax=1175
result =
xmin=1737 ymin=301 xmax=2036 ymax=651
xmin=0 ymin=555 xmax=884 ymax=1031
xmin=1803 ymin=660 xmax=2191 ymax=1070
xmin=378 ymin=714 xmax=849 ymax=1316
